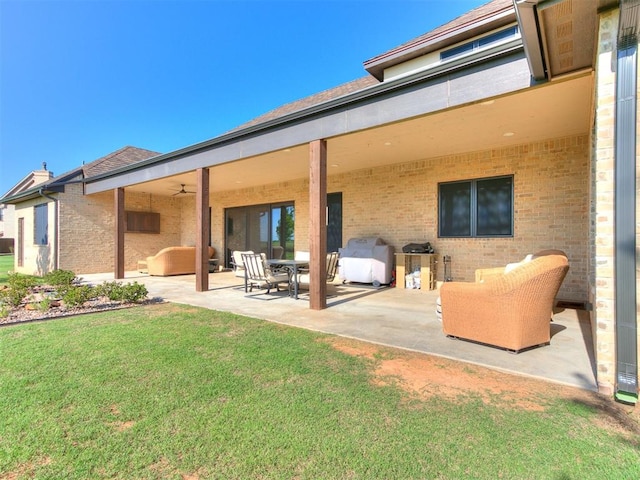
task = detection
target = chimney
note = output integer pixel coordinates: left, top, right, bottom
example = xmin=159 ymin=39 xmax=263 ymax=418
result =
xmin=32 ymin=163 xmax=54 ymax=187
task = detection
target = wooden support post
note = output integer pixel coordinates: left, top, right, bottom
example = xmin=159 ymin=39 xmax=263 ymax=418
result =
xmin=114 ymin=187 xmax=125 ymax=279
xmin=309 ymin=139 xmax=327 ymax=310
xmin=195 ymin=167 xmax=210 ymax=292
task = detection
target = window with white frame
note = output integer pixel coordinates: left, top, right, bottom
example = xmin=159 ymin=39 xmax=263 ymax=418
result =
xmin=438 ymin=175 xmax=513 ymax=238
xmin=34 ymin=203 xmax=48 ymax=245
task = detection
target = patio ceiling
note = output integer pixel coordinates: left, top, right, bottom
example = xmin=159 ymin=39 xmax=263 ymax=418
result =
xmin=125 ymin=71 xmax=593 ymax=197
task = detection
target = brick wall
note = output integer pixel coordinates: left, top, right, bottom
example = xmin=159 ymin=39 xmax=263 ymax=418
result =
xmin=58 ymin=183 xmax=183 ymax=274
xmin=210 ymin=134 xmax=589 ymax=303
xmin=334 ymin=137 xmax=589 ymax=302
xmin=1 ymin=204 xmax=16 ymax=239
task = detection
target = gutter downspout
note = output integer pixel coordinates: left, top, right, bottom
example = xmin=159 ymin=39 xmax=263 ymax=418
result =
xmin=38 ymin=188 xmax=59 ymax=272
xmin=614 ymin=0 xmax=640 ymax=405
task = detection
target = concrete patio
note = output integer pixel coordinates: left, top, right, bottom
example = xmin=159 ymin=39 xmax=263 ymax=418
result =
xmin=81 ymin=270 xmax=597 ymax=392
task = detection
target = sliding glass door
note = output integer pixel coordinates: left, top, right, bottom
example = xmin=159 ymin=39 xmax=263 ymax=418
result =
xmin=225 ymin=202 xmax=294 ymax=266
xmin=270 ymin=204 xmax=294 ymax=260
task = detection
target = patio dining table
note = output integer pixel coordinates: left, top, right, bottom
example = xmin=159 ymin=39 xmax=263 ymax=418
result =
xmin=266 ymin=259 xmax=309 ymax=299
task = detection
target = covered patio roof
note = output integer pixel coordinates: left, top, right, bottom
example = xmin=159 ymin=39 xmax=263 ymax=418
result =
xmin=86 ymin=71 xmax=593 ymax=198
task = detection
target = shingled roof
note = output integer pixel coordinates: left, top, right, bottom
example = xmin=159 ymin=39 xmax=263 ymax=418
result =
xmin=82 ymin=146 xmax=161 ymax=178
xmin=228 ymin=76 xmax=380 ymax=133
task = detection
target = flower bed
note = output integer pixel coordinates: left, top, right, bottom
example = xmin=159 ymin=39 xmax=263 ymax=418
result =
xmin=0 ymin=271 xmax=153 ymax=326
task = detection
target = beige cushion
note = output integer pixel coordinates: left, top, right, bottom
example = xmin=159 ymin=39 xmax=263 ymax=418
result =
xmin=146 ymin=246 xmax=215 ymax=276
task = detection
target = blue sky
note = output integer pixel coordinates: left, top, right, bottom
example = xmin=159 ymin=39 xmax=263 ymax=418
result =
xmin=0 ymin=0 xmax=487 ymax=195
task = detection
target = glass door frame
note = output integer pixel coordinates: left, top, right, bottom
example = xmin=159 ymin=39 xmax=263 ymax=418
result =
xmin=224 ymin=201 xmax=295 ymax=267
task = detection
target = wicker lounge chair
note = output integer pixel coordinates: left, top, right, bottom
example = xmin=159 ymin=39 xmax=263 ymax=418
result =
xmin=439 ymin=253 xmax=569 ymax=352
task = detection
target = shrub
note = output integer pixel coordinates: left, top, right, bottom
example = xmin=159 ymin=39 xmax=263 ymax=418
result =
xmin=44 ymin=269 xmax=80 ymax=297
xmin=0 ymin=273 xmax=37 ymax=307
xmin=94 ymin=281 xmax=124 ymax=301
xmin=62 ymin=285 xmax=95 ymax=308
xmin=95 ymin=281 xmax=148 ymax=303
xmin=8 ymin=273 xmax=38 ymax=291
xmin=44 ymin=269 xmax=78 ymax=288
xmin=0 ymin=288 xmax=24 ymax=308
xmin=120 ymin=282 xmax=148 ymax=303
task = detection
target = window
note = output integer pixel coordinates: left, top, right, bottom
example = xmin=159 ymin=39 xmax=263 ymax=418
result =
xmin=440 ymin=26 xmax=519 ymax=61
xmin=438 ymin=176 xmax=513 ymax=238
xmin=34 ymin=203 xmax=48 ymax=245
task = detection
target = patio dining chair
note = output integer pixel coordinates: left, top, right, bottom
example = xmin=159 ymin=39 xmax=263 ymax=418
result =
xmin=241 ymin=253 xmax=290 ymax=294
xmin=231 ymin=250 xmax=253 ymax=278
xmin=295 ymin=251 xmax=340 ymax=289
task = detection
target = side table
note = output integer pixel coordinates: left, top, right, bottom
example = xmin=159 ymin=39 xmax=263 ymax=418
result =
xmin=394 ymin=253 xmax=437 ymax=290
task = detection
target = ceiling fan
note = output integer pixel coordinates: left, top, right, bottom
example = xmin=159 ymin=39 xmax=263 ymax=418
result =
xmin=172 ymin=184 xmax=195 ymax=196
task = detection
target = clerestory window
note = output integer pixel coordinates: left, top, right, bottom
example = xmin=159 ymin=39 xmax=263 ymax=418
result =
xmin=440 ymin=26 xmax=519 ymax=62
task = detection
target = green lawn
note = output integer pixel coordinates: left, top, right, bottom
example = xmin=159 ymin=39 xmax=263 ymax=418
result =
xmin=1 ymin=303 xmax=638 ymax=479
xmin=0 ymin=254 xmax=13 ymax=284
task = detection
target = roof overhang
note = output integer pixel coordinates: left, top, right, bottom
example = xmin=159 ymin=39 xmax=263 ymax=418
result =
xmin=0 ymin=184 xmax=65 ymax=205
xmin=92 ymin=70 xmax=593 ymax=198
xmin=84 ymin=42 xmax=530 ymax=195
xmin=515 ymin=0 xmax=611 ymax=81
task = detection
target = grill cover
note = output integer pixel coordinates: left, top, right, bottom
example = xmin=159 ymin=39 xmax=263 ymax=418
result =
xmin=338 ymin=237 xmax=394 ymax=285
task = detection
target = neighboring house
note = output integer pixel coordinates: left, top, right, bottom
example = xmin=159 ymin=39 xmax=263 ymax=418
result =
xmin=1 ymin=0 xmax=637 ymax=401
xmin=0 ymin=164 xmax=53 ymax=253
xmin=0 ymin=146 xmax=161 ymax=274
